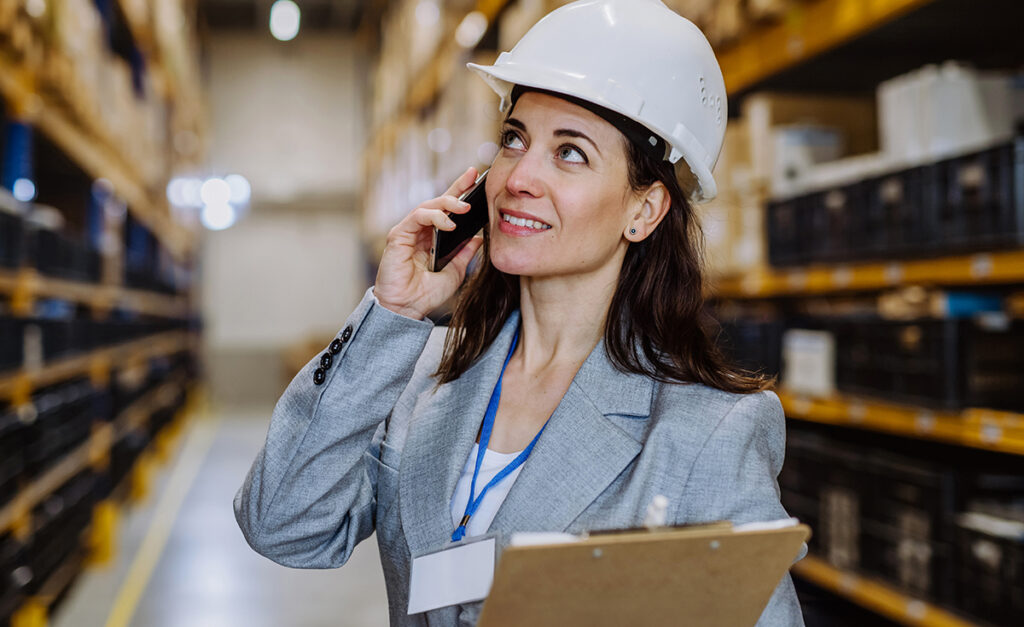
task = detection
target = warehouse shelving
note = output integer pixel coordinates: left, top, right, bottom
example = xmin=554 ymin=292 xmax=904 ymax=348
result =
xmin=0 ymin=374 xmax=190 ymax=537
xmin=710 ymin=250 xmax=1024 ymax=298
xmin=0 ymin=331 xmax=193 ymax=404
xmin=702 ymin=1 xmax=1024 ymax=625
xmin=12 ymin=547 xmax=85 ymax=627
xmin=362 ymin=0 xmax=512 ymax=178
xmin=0 ymin=55 xmax=189 ymax=261
xmin=5 ymin=379 xmax=196 ymax=626
xmin=777 ymin=390 xmax=1024 ymax=456
xmin=792 ymin=555 xmax=979 ymax=627
xmin=718 ymin=0 xmax=934 ymax=94
xmin=0 ymin=268 xmax=189 ymax=318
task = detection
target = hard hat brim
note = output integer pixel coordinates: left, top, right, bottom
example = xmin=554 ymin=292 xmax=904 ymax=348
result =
xmin=467 ymin=60 xmax=718 ymax=203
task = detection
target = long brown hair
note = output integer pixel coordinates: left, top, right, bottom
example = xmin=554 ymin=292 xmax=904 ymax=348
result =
xmin=434 ymin=111 xmax=774 ymax=394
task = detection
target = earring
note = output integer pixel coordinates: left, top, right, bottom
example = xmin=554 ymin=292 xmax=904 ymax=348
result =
xmin=629 ymin=228 xmax=637 ymax=235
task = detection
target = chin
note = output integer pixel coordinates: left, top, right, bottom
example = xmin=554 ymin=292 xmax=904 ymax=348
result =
xmin=489 ymin=250 xmax=538 ymax=277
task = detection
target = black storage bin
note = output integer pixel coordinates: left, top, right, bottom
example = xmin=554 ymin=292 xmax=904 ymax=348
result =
xmin=0 ymin=407 xmax=26 ymax=509
xmin=810 ymin=183 xmax=869 ymax=263
xmin=0 ymin=208 xmax=24 ymax=269
xmin=932 ymin=140 xmax=1021 ymax=254
xmin=860 ymin=451 xmax=958 ymax=602
xmin=767 ymin=196 xmax=808 ymax=267
xmin=866 ymin=167 xmax=935 ymax=259
xmin=862 ymin=520 xmax=954 ymax=603
xmin=954 ymin=512 xmax=1024 ymax=625
xmin=834 ymin=317 xmax=1024 ymax=412
xmin=718 ymin=317 xmax=785 ymax=377
xmin=767 ymin=136 xmax=1024 ymax=266
xmin=0 ymin=533 xmax=31 ymax=626
xmin=818 ymin=445 xmax=868 ymax=571
xmin=110 ymin=429 xmax=150 ymax=490
xmin=0 ymin=317 xmax=22 ymax=373
xmin=26 ymin=471 xmax=96 ymax=595
xmin=24 ymin=379 xmax=97 ymax=478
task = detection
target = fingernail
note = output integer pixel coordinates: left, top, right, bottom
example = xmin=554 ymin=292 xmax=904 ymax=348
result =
xmin=446 ymin=217 xmax=456 ymax=227
xmin=459 ymin=201 xmax=470 ymax=209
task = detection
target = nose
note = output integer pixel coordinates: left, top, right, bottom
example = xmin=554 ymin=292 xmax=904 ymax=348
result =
xmin=504 ymin=149 xmax=544 ymax=199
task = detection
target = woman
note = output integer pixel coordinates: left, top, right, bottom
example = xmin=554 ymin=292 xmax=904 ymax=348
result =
xmin=235 ymin=1 xmax=805 ymax=625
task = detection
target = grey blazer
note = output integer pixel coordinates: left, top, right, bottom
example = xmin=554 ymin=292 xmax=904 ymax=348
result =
xmin=235 ymin=289 xmax=807 ymax=626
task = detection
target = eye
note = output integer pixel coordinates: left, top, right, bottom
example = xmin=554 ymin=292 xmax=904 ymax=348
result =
xmin=557 ymin=144 xmax=588 ymax=164
xmin=501 ymin=129 xmax=525 ymax=150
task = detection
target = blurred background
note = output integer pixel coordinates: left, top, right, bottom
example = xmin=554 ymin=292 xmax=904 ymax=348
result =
xmin=1 ymin=0 xmax=1023 ymax=625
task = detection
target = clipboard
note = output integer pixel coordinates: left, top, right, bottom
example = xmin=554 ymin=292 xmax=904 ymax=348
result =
xmin=477 ymin=522 xmax=811 ymax=627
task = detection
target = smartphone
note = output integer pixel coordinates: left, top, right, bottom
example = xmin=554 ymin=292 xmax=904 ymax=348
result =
xmin=430 ymin=170 xmax=489 ymax=272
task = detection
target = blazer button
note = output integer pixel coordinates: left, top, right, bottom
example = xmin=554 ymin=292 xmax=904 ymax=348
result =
xmin=341 ymin=325 xmax=353 ymax=342
xmin=329 ymin=339 xmax=343 ymax=354
xmin=320 ymin=353 xmax=333 ymax=369
xmin=313 ymin=368 xmax=326 ymax=385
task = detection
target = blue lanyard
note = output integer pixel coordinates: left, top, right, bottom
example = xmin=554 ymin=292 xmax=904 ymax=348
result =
xmin=451 ymin=329 xmax=548 ymax=542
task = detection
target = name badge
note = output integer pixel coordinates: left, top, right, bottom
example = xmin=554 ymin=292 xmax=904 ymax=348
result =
xmin=407 ymin=535 xmax=497 ymax=615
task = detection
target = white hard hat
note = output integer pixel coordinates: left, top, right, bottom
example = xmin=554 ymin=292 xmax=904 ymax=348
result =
xmin=468 ymin=0 xmax=727 ymax=203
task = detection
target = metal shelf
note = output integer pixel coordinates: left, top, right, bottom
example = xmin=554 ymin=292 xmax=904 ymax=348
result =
xmin=0 ymin=375 xmax=189 ymax=537
xmin=362 ymin=0 xmax=513 ymax=176
xmin=792 ymin=554 xmax=979 ymax=627
xmin=0 ymin=331 xmax=193 ymax=404
xmin=709 ymin=250 xmax=1024 ymax=298
xmin=0 ymin=54 xmax=190 ymax=261
xmin=778 ymin=389 xmax=1024 ymax=456
xmin=0 ymin=268 xmax=190 ymax=318
xmin=717 ymin=0 xmax=934 ymax=95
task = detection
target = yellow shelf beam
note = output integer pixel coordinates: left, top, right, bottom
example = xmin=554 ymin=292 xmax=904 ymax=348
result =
xmin=778 ymin=390 xmax=1024 ymax=456
xmin=0 ymin=331 xmax=193 ymax=402
xmin=0 ymin=268 xmax=190 ymax=318
xmin=710 ymin=249 xmax=1024 ymax=298
xmin=792 ymin=555 xmax=978 ymax=627
xmin=718 ymin=0 xmax=936 ymax=95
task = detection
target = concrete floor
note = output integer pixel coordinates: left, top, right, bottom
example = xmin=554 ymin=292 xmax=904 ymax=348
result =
xmin=52 ymin=407 xmax=390 ymax=627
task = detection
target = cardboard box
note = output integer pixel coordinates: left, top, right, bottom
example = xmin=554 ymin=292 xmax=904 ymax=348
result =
xmin=878 ymin=62 xmax=1017 ymax=167
xmin=743 ymin=92 xmax=879 ymax=191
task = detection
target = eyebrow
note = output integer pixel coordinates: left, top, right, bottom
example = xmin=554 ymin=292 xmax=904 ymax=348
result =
xmin=504 ymin=117 xmax=603 ymax=157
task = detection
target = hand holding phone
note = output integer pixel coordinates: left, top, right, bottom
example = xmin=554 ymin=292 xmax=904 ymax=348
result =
xmin=431 ymin=170 xmax=488 ymax=272
xmin=372 ymin=168 xmax=486 ymax=320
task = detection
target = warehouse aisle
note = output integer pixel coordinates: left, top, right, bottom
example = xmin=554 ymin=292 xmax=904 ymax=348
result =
xmin=51 ymin=408 xmax=390 ymax=627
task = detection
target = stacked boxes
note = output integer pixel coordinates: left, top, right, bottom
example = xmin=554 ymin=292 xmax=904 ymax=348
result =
xmin=701 ymin=119 xmax=769 ymax=278
xmin=834 ymin=316 xmax=1024 ymax=412
xmin=715 ymin=304 xmax=1024 ymax=412
xmin=767 ymin=136 xmax=1024 ymax=266
xmin=0 ymin=352 xmax=194 ymax=624
xmin=781 ymin=424 xmax=1024 ymax=616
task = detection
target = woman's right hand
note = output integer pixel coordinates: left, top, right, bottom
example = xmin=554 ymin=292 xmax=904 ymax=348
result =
xmin=373 ymin=167 xmax=485 ymax=320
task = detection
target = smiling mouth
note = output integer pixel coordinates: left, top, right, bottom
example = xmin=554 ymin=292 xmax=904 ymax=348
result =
xmin=500 ymin=212 xmax=552 ymax=230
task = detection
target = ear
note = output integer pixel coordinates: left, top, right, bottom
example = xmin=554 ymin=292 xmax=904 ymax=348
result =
xmin=624 ymin=181 xmax=671 ymax=242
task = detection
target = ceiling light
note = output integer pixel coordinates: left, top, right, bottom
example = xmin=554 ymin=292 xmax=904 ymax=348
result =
xmin=270 ymin=0 xmax=301 ymax=42
xmin=455 ymin=12 xmax=488 ymax=48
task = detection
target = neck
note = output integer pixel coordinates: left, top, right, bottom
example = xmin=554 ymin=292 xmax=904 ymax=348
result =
xmin=515 ymin=261 xmax=621 ymax=373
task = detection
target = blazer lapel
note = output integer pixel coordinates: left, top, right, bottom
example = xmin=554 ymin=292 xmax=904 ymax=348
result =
xmin=488 ymin=339 xmax=653 ymax=536
xmin=399 ymin=312 xmax=521 ymax=557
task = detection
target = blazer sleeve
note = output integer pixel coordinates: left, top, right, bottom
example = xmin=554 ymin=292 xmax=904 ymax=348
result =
xmin=233 ymin=288 xmax=435 ymax=568
xmin=678 ymin=390 xmax=807 ymax=627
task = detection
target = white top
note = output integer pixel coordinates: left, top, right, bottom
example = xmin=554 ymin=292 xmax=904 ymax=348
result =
xmin=449 ymin=443 xmax=525 ymax=538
